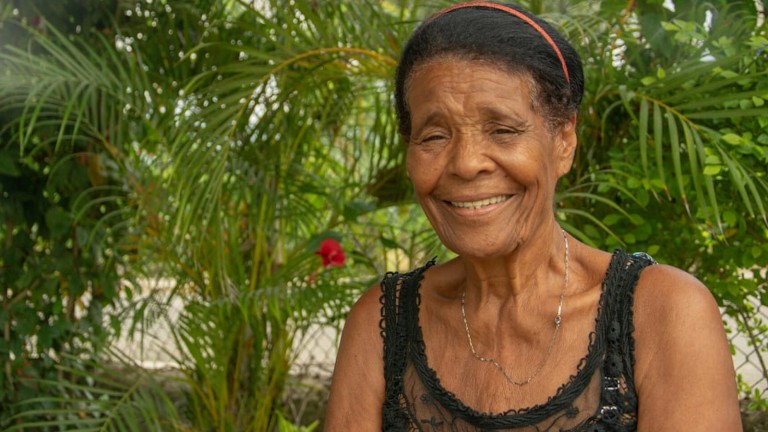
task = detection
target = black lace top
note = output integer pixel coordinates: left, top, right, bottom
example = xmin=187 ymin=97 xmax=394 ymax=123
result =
xmin=379 ymin=249 xmax=656 ymax=431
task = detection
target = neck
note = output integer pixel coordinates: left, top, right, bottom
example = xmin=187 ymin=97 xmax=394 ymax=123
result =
xmin=460 ymin=222 xmax=568 ymax=303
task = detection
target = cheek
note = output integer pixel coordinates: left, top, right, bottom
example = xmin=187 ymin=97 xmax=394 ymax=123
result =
xmin=500 ymin=152 xmax=541 ymax=182
xmin=406 ymin=152 xmax=435 ymax=193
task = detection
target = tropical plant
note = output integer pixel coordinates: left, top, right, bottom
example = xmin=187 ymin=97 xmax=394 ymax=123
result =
xmin=1 ymin=0 xmax=766 ymax=430
xmin=0 ymin=1 xmax=143 ymax=426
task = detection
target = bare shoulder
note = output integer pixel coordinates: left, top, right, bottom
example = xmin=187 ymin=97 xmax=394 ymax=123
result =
xmin=632 ymin=263 xmax=721 ymax=336
xmin=345 ymin=281 xmax=386 ymax=328
xmin=632 ymin=263 xmax=725 ymax=373
xmin=325 ymin=284 xmax=385 ymax=431
xmin=331 ymin=282 xmax=385 ymax=363
xmin=634 ymin=262 xmax=715 ymax=308
xmin=632 ymin=263 xmax=742 ymax=431
xmin=632 ymin=263 xmax=728 ymax=371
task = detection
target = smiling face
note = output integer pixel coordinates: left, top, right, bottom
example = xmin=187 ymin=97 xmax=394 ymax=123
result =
xmin=405 ymin=58 xmax=577 ymax=259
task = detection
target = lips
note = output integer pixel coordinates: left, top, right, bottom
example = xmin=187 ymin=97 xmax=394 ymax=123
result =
xmin=448 ymin=195 xmax=511 ymax=210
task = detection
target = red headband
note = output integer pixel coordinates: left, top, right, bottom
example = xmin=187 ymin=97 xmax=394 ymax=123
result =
xmin=426 ymin=1 xmax=570 ymax=84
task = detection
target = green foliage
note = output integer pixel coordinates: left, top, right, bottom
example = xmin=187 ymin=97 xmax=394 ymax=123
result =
xmin=277 ymin=411 xmax=318 ymax=432
xmin=0 ymin=6 xmax=141 ymax=427
xmin=5 ymin=350 xmax=183 ymax=431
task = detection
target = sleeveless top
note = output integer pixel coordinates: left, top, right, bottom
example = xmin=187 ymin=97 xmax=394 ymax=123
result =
xmin=379 ymin=249 xmax=656 ymax=431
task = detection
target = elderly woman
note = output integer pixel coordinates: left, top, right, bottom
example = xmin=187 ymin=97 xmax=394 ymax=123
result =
xmin=325 ymin=2 xmax=741 ymax=430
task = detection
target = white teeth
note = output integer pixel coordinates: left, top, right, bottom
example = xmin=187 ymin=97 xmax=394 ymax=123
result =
xmin=449 ymin=195 xmax=509 ymax=210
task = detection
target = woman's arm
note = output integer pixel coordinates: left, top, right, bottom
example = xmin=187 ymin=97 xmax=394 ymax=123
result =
xmin=325 ymin=286 xmax=385 ymax=431
xmin=633 ymin=264 xmax=742 ymax=431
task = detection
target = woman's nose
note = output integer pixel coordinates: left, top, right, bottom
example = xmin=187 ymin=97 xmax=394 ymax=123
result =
xmin=448 ymin=132 xmax=496 ymax=179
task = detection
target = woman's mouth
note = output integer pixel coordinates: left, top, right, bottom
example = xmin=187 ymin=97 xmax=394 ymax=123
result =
xmin=448 ymin=195 xmax=511 ymax=210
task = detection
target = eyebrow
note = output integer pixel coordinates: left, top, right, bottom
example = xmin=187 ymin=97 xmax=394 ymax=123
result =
xmin=408 ymin=107 xmax=449 ymax=135
xmin=412 ymin=105 xmax=529 ymax=132
xmin=476 ymin=105 xmax=527 ymax=126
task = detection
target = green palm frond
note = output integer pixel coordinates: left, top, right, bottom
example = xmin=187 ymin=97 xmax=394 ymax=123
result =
xmin=618 ymin=58 xmax=768 ymax=227
xmin=551 ymin=1 xmax=768 ymax=234
xmin=6 ymin=351 xmax=182 ymax=432
xmin=0 ymin=25 xmax=150 ymax=153
xmin=148 ymin=1 xmax=411 ymax=296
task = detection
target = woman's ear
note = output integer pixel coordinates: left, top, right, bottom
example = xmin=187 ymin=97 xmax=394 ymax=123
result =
xmin=556 ymin=114 xmax=578 ymax=177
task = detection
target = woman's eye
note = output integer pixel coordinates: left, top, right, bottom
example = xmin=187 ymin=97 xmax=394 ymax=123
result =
xmin=493 ymin=128 xmax=517 ymax=135
xmin=422 ymin=134 xmax=446 ymax=143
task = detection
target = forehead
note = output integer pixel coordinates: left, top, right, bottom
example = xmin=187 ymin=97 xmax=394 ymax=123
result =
xmin=404 ymin=58 xmax=535 ymax=117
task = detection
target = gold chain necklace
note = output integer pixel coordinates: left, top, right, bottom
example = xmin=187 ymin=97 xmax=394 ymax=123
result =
xmin=460 ymin=228 xmax=569 ymax=386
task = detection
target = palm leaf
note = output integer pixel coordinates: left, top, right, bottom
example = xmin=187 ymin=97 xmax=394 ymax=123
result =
xmin=7 ymin=351 xmax=182 ymax=432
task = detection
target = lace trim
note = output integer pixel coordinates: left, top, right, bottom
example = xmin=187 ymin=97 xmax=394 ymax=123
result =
xmin=595 ymin=252 xmax=656 ymax=428
xmin=380 ymin=259 xmax=437 ymax=429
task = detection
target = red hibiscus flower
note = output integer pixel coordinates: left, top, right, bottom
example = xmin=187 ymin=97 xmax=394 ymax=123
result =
xmin=315 ymin=238 xmax=345 ymax=268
